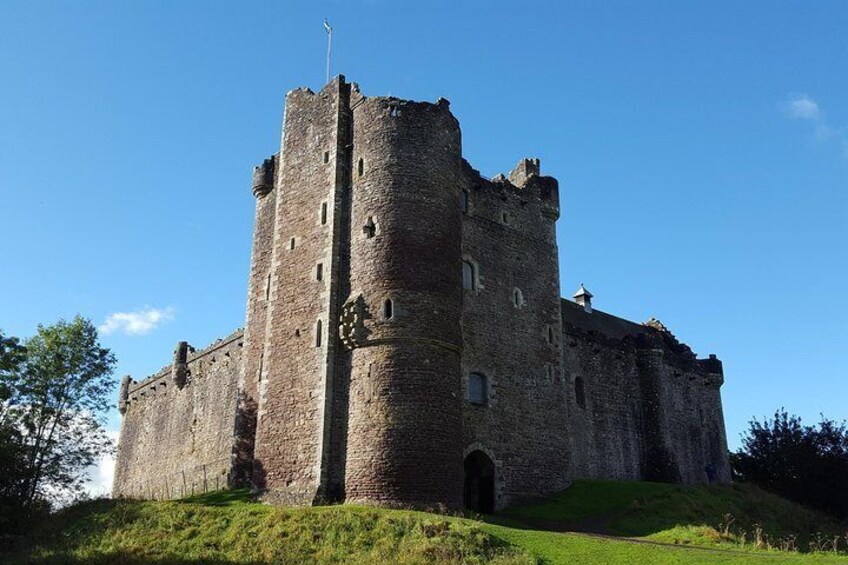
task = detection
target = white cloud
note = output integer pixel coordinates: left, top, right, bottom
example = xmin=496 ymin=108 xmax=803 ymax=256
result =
xmin=99 ymin=306 xmax=175 ymax=336
xmin=786 ymin=94 xmax=821 ymax=120
xmin=783 ymin=94 xmax=846 ymax=158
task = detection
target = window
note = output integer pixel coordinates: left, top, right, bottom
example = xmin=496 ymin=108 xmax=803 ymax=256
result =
xmin=290 ymin=237 xmax=296 ymax=250
xmin=358 ymin=158 xmax=364 ymax=177
xmin=513 ymin=288 xmax=523 ymax=308
xmin=462 ymin=260 xmax=476 ymax=290
xmin=316 ymin=263 xmax=323 ymax=281
xmin=363 ymin=216 xmax=376 ymax=238
xmin=468 ymin=373 xmax=487 ymax=405
xmin=320 ymin=202 xmax=328 ymax=225
xmin=323 ymin=150 xmax=330 ymax=164
xmin=547 ymin=326 xmax=554 ymax=344
xmin=315 ymin=320 xmax=323 ymax=348
xmin=383 ymin=298 xmax=393 ymax=319
xmin=575 ymin=377 xmax=586 ymax=409
xmin=501 ymin=211 xmax=510 ymax=225
xmin=461 ymin=190 xmax=469 ymax=213
xmin=265 ymin=273 xmax=271 ymax=300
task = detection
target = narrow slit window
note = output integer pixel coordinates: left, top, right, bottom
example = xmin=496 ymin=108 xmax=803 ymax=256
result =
xmin=316 ymin=263 xmax=323 ymax=281
xmin=548 ymin=326 xmax=554 ymax=344
xmin=462 ymin=261 xmax=474 ymax=290
xmin=290 ymin=237 xmax=296 ymax=250
xmin=461 ymin=190 xmax=469 ymax=213
xmin=315 ymin=320 xmax=323 ymax=348
xmin=383 ymin=298 xmax=393 ymax=319
xmin=575 ymin=377 xmax=586 ymax=409
xmin=320 ymin=202 xmax=328 ymax=225
xmin=513 ymin=288 xmax=523 ymax=308
xmin=265 ymin=273 xmax=271 ymax=300
xmin=323 ymin=150 xmax=330 ymax=164
xmin=358 ymin=158 xmax=364 ymax=177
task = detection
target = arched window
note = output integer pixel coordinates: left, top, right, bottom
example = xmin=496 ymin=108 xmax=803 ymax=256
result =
xmin=575 ymin=377 xmax=586 ymax=409
xmin=468 ymin=373 xmax=487 ymax=405
xmin=383 ymin=298 xmax=393 ymax=320
xmin=462 ymin=260 xmax=476 ymax=290
xmin=513 ymin=288 xmax=523 ymax=308
xmin=315 ymin=319 xmax=323 ymax=348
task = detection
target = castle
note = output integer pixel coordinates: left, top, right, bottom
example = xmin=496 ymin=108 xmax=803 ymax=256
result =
xmin=113 ymin=77 xmax=731 ymax=512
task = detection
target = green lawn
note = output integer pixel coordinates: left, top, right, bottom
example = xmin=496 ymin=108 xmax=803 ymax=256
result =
xmin=5 ymin=482 xmax=847 ymax=564
xmin=501 ymin=479 xmax=846 ymax=553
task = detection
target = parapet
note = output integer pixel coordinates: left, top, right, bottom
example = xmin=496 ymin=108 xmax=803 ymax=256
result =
xmin=462 ymin=158 xmax=560 ymax=228
xmin=119 ymin=329 xmax=244 ymax=411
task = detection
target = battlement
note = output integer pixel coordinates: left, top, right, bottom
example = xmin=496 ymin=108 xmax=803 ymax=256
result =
xmin=120 ymin=329 xmax=244 ymax=409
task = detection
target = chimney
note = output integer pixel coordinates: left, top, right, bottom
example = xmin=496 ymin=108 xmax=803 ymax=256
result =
xmin=573 ymin=283 xmax=593 ymax=313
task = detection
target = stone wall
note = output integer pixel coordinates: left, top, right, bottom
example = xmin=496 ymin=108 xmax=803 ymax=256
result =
xmin=249 ymin=80 xmax=350 ymax=504
xmin=561 ymin=302 xmax=731 ymax=484
xmin=460 ymin=160 xmax=570 ymax=510
xmin=112 ymin=330 xmax=243 ymax=499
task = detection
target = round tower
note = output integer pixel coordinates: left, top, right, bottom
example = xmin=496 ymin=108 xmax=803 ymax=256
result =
xmin=341 ymin=96 xmax=464 ymax=508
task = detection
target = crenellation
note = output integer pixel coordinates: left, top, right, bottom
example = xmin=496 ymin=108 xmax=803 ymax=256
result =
xmin=114 ymin=77 xmax=731 ymax=509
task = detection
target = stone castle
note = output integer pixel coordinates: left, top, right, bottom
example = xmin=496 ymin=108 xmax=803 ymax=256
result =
xmin=113 ymin=77 xmax=731 ymax=512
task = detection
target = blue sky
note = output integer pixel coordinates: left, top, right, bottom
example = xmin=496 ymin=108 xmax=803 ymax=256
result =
xmin=1 ymin=2 xmax=846 ymax=492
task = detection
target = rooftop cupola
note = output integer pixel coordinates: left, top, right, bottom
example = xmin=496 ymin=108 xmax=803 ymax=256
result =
xmin=573 ymin=283 xmax=593 ymax=313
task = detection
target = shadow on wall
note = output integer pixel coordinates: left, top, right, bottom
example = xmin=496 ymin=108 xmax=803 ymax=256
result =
xmin=232 ymin=393 xmax=263 ymax=490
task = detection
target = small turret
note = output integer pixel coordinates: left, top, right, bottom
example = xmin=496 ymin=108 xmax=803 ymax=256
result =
xmin=118 ymin=375 xmax=132 ymax=414
xmin=172 ymin=341 xmax=189 ymax=388
xmin=252 ymin=154 xmax=278 ymax=198
xmin=573 ymin=284 xmax=593 ymax=313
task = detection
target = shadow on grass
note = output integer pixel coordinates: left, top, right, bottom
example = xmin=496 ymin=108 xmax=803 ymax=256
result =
xmin=24 ymin=556 xmax=266 ymax=565
xmin=490 ymin=480 xmax=847 ymax=553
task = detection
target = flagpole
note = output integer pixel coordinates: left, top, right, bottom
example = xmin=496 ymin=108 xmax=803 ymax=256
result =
xmin=324 ymin=19 xmax=333 ymax=84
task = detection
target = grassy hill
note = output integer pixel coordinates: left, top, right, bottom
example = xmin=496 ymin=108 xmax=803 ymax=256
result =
xmin=6 ymin=481 xmax=848 ymax=564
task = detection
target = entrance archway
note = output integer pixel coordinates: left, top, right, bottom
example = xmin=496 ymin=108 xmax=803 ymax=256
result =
xmin=463 ymin=450 xmax=495 ymax=513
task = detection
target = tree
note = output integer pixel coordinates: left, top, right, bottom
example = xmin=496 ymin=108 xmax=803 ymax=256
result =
xmin=5 ymin=317 xmax=116 ymax=509
xmin=731 ymin=409 xmax=848 ymax=519
xmin=0 ymin=330 xmax=28 ymax=514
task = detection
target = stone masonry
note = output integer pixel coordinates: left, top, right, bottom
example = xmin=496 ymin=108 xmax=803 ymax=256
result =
xmin=113 ymin=77 xmax=732 ymax=510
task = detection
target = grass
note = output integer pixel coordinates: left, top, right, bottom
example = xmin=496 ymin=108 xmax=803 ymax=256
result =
xmin=5 ymin=481 xmax=848 ymax=564
xmin=502 ymin=480 xmax=848 ymax=554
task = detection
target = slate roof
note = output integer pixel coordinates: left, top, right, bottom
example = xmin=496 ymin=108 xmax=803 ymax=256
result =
xmin=561 ymin=298 xmax=652 ymax=341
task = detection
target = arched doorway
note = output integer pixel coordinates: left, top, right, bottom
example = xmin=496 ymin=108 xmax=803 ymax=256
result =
xmin=464 ymin=450 xmax=495 ymax=513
